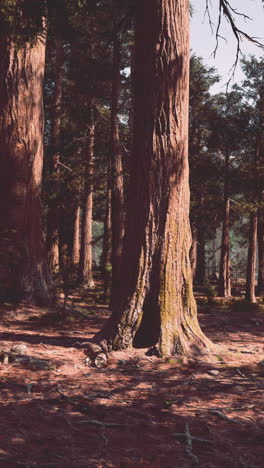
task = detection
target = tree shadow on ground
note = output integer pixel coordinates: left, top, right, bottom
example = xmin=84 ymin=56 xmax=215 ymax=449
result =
xmin=0 ymin=357 xmax=263 ymax=467
xmin=0 ymin=302 xmax=263 ymax=466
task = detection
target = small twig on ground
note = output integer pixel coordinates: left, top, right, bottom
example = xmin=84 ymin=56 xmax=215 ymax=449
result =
xmin=78 ymin=419 xmax=123 ymax=428
xmin=174 ymin=428 xmax=213 ymax=445
xmin=236 ymin=368 xmax=246 ymax=378
xmin=209 ymin=409 xmax=242 ymax=424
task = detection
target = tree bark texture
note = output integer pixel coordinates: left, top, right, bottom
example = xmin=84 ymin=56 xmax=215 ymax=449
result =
xmin=72 ymin=203 xmax=81 ymax=267
xmin=46 ymin=32 xmax=63 ymax=274
xmin=0 ymin=28 xmax=53 ymax=305
xmin=110 ymin=27 xmax=125 ymax=308
xmin=79 ymin=107 xmax=95 ymax=289
xmin=96 ymin=0 xmax=213 ymax=357
xmin=246 ymin=212 xmax=258 ymax=303
xmin=219 ymin=153 xmax=231 ymax=297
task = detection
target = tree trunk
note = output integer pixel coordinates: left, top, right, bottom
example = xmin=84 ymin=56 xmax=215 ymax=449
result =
xmin=72 ymin=203 xmax=81 ymax=267
xmin=190 ymin=224 xmax=197 ymax=278
xmin=110 ymin=24 xmax=125 ymax=308
xmin=101 ymin=169 xmax=112 ymax=299
xmin=0 ymin=25 xmax=53 ymax=305
xmin=257 ymin=210 xmax=264 ymax=295
xmin=46 ymin=32 xmax=63 ymax=274
xmin=79 ymin=106 xmax=95 ymax=289
xmin=246 ymin=212 xmax=258 ymax=303
xmin=95 ymin=0 xmax=213 ymax=357
xmin=195 ymin=227 xmax=206 ymax=285
xmin=219 ymin=153 xmax=231 ymax=297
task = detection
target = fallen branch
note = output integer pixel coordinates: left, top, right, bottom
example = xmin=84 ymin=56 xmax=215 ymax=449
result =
xmin=78 ymin=419 xmax=123 ymax=428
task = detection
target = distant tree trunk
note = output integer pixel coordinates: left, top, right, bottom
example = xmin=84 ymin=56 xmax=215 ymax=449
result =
xmin=190 ymin=224 xmax=197 ymax=278
xmin=195 ymin=228 xmax=206 ymax=285
xmin=46 ymin=32 xmax=63 ymax=274
xmin=257 ymin=211 xmax=264 ymax=295
xmin=110 ymin=24 xmax=125 ymax=308
xmin=95 ymin=0 xmax=213 ymax=357
xmin=246 ymin=212 xmax=258 ymax=303
xmin=212 ymin=236 xmax=217 ymax=277
xmin=79 ymin=106 xmax=95 ymax=289
xmin=102 ymin=169 xmax=112 ymax=299
xmin=72 ymin=203 xmax=81 ymax=267
xmin=0 ymin=25 xmax=53 ymax=305
xmin=219 ymin=153 xmax=231 ymax=297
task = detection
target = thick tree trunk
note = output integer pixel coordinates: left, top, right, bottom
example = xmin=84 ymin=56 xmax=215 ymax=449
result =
xmin=246 ymin=212 xmax=258 ymax=303
xmin=0 ymin=28 xmax=53 ymax=305
xmin=257 ymin=211 xmax=264 ymax=295
xmin=95 ymin=0 xmax=213 ymax=357
xmin=72 ymin=204 xmax=81 ymax=267
xmin=110 ymin=26 xmax=125 ymax=308
xmin=79 ymin=107 xmax=95 ymax=289
xmin=46 ymin=32 xmax=63 ymax=274
xmin=219 ymin=153 xmax=231 ymax=297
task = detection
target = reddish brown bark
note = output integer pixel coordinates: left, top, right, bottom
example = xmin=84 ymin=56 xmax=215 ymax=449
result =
xmin=0 ymin=26 xmax=53 ymax=305
xmin=96 ymin=0 xmax=213 ymax=357
xmin=246 ymin=213 xmax=258 ymax=303
xmin=72 ymin=204 xmax=81 ymax=267
xmin=79 ymin=107 xmax=95 ymax=289
xmin=102 ymin=169 xmax=112 ymax=299
xmin=110 ymin=23 xmax=125 ymax=308
xmin=219 ymin=153 xmax=231 ymax=297
xmin=46 ymin=32 xmax=63 ymax=274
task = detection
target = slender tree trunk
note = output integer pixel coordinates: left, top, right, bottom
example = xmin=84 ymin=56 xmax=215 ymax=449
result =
xmin=257 ymin=210 xmax=264 ymax=295
xmin=110 ymin=24 xmax=125 ymax=308
xmin=79 ymin=106 xmax=95 ymax=289
xmin=102 ymin=169 xmax=112 ymax=299
xmin=0 ymin=25 xmax=53 ymax=305
xmin=195 ymin=228 xmax=206 ymax=285
xmin=190 ymin=224 xmax=197 ymax=278
xmin=246 ymin=212 xmax=258 ymax=303
xmin=72 ymin=204 xmax=81 ymax=267
xmin=46 ymin=32 xmax=63 ymax=274
xmin=95 ymin=0 xmax=213 ymax=357
xmin=219 ymin=153 xmax=231 ymax=297
xmin=211 ymin=236 xmax=217 ymax=276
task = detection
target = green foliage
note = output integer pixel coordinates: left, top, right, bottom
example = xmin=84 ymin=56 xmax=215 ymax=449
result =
xmin=0 ymin=0 xmax=47 ymax=45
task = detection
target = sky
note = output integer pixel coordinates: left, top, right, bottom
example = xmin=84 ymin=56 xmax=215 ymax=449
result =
xmin=190 ymin=0 xmax=264 ymax=93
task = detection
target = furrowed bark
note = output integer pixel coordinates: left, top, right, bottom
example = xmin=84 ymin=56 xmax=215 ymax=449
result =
xmin=0 ymin=25 xmax=53 ymax=305
xmin=95 ymin=0 xmax=213 ymax=357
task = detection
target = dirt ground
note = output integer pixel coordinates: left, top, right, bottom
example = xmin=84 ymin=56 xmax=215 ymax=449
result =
xmin=0 ymin=296 xmax=263 ymax=467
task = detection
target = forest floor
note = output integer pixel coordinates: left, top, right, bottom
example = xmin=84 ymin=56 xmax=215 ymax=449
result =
xmin=0 ymin=290 xmax=263 ymax=467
